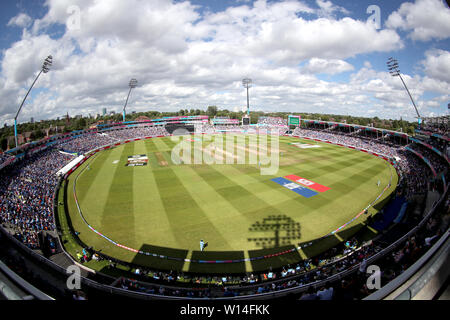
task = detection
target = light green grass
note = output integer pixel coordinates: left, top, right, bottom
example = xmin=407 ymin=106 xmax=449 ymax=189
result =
xmin=62 ymin=134 xmax=398 ymax=273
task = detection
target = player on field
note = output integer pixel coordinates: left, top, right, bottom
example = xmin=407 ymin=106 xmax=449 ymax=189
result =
xmin=200 ymin=239 xmax=205 ymax=251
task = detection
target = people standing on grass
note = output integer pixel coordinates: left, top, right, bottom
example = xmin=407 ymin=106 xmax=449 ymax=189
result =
xmin=200 ymin=239 xmax=204 ymax=251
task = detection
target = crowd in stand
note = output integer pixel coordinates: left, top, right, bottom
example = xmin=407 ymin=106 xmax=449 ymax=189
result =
xmin=410 ymin=144 xmax=449 ymax=175
xmin=0 ymin=148 xmax=74 ymax=249
xmin=0 ymin=122 xmax=448 ymax=299
xmin=424 ymin=136 xmax=449 ymax=156
xmin=257 ymin=116 xmax=287 ymax=126
xmin=57 ymin=133 xmax=116 ymax=154
xmin=195 ymin=123 xmax=215 ymax=134
xmin=105 ymin=125 xmax=169 ymax=141
xmin=0 ymin=152 xmax=13 ymax=167
xmin=395 ymin=149 xmax=430 ymax=198
xmin=292 ymin=127 xmax=402 ymax=159
xmin=420 ymin=118 xmax=449 ymax=137
xmin=213 ymin=124 xmax=243 ymax=132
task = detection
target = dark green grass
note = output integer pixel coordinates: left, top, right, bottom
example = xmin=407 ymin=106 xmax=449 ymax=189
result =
xmin=249 ymin=245 xmax=302 ymax=272
xmin=188 ymin=251 xmax=246 ymax=274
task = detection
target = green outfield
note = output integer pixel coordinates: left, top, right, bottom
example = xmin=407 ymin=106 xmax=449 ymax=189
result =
xmin=59 ymin=134 xmax=398 ymax=274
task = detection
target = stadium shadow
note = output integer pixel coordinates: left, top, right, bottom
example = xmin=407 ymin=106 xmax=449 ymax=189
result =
xmin=248 ymin=245 xmax=302 ymax=273
xmin=247 ymin=214 xmax=301 ymax=249
xmin=300 ymin=222 xmax=367 ymax=259
xmin=372 ymin=192 xmax=395 ymax=211
xmin=246 ymin=214 xmax=303 ymax=272
xmin=130 ymin=244 xmax=188 ymax=271
xmin=188 ymin=251 xmax=246 ymax=274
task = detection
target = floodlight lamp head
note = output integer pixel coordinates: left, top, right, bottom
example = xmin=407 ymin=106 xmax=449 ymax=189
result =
xmin=242 ymin=78 xmax=252 ymax=88
xmin=387 ymin=57 xmax=401 ymax=76
xmin=42 ymin=55 xmax=53 ymax=73
xmin=129 ymin=78 xmax=138 ymax=88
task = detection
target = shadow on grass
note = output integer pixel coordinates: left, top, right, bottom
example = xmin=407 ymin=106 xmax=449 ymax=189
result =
xmin=131 ymin=244 xmax=188 ymax=271
xmin=249 ymin=245 xmax=301 ymax=273
xmin=188 ymin=251 xmax=246 ymax=274
xmin=246 ymin=214 xmax=302 ymax=272
xmin=300 ymin=222 xmax=367 ymax=259
xmin=247 ymin=214 xmax=301 ymax=249
xmin=373 ymin=192 xmax=395 ymax=211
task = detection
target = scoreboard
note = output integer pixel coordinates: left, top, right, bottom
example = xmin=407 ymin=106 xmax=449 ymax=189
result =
xmin=288 ymin=115 xmax=301 ymax=127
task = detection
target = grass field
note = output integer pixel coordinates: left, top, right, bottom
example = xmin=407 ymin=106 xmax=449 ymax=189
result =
xmin=60 ymin=134 xmax=398 ymax=274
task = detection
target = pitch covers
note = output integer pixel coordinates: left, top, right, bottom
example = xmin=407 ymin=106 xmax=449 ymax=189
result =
xmin=126 ymin=154 xmax=148 ymax=166
xmin=271 ymin=175 xmax=331 ymax=198
xmin=285 ymin=175 xmax=331 ymax=192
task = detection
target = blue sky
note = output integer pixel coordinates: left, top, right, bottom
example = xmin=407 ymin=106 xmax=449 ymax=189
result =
xmin=0 ymin=0 xmax=449 ymax=124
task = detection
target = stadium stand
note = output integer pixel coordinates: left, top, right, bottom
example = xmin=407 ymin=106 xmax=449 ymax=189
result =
xmin=0 ymin=118 xmax=448 ymax=300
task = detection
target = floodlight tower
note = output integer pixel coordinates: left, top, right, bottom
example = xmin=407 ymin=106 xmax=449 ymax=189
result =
xmin=123 ymin=78 xmax=138 ymax=122
xmin=242 ymin=78 xmax=252 ymax=116
xmin=14 ymin=55 xmax=52 ymax=148
xmin=386 ymin=57 xmax=421 ymax=120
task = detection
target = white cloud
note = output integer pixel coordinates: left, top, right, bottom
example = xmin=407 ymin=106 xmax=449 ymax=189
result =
xmin=386 ymin=0 xmax=450 ymax=41
xmin=7 ymin=13 xmax=32 ymax=28
xmin=302 ymin=58 xmax=354 ymax=75
xmin=315 ymin=0 xmax=350 ymax=18
xmin=421 ymin=49 xmax=450 ymax=83
xmin=198 ymin=1 xmax=402 ymax=64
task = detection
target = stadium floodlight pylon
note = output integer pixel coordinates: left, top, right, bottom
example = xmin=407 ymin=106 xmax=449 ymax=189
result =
xmin=14 ymin=55 xmax=52 ymax=148
xmin=123 ymin=78 xmax=138 ymax=122
xmin=386 ymin=57 xmax=421 ymax=119
xmin=242 ymin=78 xmax=252 ymax=116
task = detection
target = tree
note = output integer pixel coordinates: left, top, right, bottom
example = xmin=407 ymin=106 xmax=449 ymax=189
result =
xmin=1 ymin=138 xmax=7 ymax=151
xmin=206 ymin=106 xmax=218 ymax=117
xmin=8 ymin=139 xmax=15 ymax=150
xmin=75 ymin=118 xmax=87 ymax=130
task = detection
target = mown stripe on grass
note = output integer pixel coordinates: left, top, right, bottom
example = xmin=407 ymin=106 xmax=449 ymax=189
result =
xmin=147 ymin=152 xmax=160 ymax=168
xmin=76 ymin=150 xmax=111 ymax=204
xmin=78 ymin=146 xmax=125 ymax=228
xmin=213 ymin=164 xmax=297 ymax=209
xmin=171 ymin=164 xmax=249 ymax=251
xmin=194 ymin=165 xmax=289 ymax=230
xmin=100 ymin=142 xmax=137 ymax=246
xmin=152 ymin=166 xmax=232 ymax=250
xmin=137 ymin=140 xmax=180 ymax=248
xmin=151 ymin=136 xmax=175 ymax=152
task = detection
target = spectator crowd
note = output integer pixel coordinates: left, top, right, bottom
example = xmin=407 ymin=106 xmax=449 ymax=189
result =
xmin=0 ymin=148 xmax=74 ymax=249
